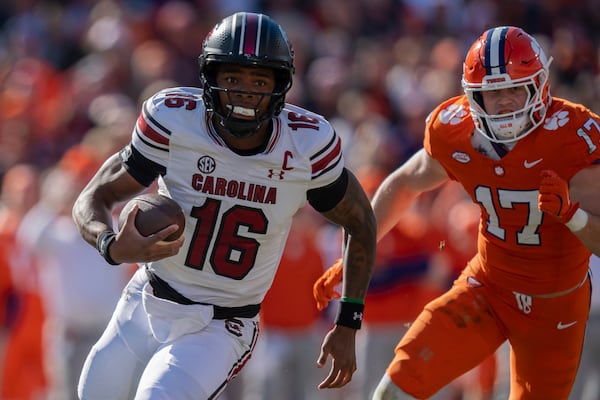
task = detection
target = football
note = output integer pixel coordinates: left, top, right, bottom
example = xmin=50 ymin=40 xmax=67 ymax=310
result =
xmin=118 ymin=193 xmax=185 ymax=241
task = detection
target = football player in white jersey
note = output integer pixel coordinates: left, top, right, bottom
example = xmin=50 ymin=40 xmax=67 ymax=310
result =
xmin=72 ymin=11 xmax=376 ymax=400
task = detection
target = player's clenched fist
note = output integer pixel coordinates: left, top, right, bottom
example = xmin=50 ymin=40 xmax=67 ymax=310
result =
xmin=538 ymin=170 xmax=577 ymax=222
xmin=313 ymin=258 xmax=344 ymax=311
xmin=538 ymin=169 xmax=588 ymax=231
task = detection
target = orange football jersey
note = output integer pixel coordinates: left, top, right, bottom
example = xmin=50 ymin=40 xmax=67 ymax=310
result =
xmin=424 ymin=95 xmax=600 ymax=295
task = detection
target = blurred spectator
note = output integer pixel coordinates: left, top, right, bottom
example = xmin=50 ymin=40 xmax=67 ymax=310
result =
xmin=0 ymin=58 xmax=72 ymax=171
xmin=15 ymin=150 xmax=132 ymax=400
xmin=0 ymin=245 xmax=18 ymax=396
xmin=0 ymin=163 xmax=40 ymax=239
xmin=0 ymin=0 xmax=597 ymax=175
xmin=0 ymin=163 xmax=46 ymax=400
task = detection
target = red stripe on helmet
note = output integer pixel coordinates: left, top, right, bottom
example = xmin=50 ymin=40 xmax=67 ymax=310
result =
xmin=242 ymin=13 xmax=259 ymax=55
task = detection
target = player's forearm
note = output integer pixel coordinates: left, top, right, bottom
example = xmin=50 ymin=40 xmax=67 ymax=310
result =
xmin=72 ymin=190 xmax=116 ymax=248
xmin=371 ymin=175 xmax=421 ymax=242
xmin=340 ymin=235 xmax=376 ymax=300
xmin=371 ymin=149 xmax=448 ymax=242
xmin=72 ymin=154 xmax=143 ymax=247
xmin=339 ymin=204 xmax=377 ymax=300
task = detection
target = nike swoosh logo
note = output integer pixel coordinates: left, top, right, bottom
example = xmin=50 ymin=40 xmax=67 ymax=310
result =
xmin=557 ymin=321 xmax=578 ymax=330
xmin=524 ymin=158 xmax=543 ymax=168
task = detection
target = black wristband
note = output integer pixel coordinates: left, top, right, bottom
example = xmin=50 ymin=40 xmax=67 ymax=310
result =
xmin=96 ymin=230 xmax=120 ymax=265
xmin=335 ymin=300 xmax=365 ymax=330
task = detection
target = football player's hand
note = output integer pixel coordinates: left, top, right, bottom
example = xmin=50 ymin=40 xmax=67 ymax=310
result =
xmin=113 ymin=204 xmax=185 ymax=263
xmin=316 ymin=325 xmax=357 ymax=389
xmin=313 ymin=258 xmax=344 ymax=311
xmin=538 ymin=170 xmax=579 ymax=224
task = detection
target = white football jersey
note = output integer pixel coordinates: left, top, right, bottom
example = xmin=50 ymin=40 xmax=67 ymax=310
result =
xmin=130 ymin=87 xmax=344 ymax=307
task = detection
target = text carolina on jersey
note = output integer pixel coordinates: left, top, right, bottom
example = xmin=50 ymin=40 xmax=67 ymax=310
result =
xmin=192 ymin=174 xmax=277 ymax=204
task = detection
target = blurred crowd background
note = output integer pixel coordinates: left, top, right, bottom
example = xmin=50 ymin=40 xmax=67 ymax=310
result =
xmin=0 ymin=1 xmax=599 ymax=399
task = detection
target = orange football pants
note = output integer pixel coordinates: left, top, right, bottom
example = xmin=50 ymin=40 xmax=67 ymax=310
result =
xmin=386 ymin=267 xmax=590 ymax=400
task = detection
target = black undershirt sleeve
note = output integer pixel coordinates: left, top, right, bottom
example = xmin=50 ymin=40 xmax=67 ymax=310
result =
xmin=119 ymin=145 xmax=165 ymax=187
xmin=307 ymin=168 xmax=349 ymax=212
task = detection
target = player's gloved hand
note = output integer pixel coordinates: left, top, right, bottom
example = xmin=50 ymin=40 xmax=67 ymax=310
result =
xmin=313 ymin=258 xmax=344 ymax=311
xmin=538 ymin=170 xmax=588 ymax=231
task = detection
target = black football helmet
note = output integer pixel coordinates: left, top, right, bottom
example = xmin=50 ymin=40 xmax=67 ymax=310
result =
xmin=198 ymin=12 xmax=295 ymax=137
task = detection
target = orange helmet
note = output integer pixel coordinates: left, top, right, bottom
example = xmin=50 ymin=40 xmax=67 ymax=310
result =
xmin=462 ymin=26 xmax=552 ymax=143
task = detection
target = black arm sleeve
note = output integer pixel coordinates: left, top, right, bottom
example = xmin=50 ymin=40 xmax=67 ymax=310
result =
xmin=307 ymin=168 xmax=348 ymax=212
xmin=119 ymin=145 xmax=165 ymax=187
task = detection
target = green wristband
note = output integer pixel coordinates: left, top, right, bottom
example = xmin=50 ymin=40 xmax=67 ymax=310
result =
xmin=340 ymin=296 xmax=365 ymax=305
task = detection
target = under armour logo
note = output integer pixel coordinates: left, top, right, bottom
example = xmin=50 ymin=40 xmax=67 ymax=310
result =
xmin=353 ymin=312 xmax=363 ymax=321
xmin=268 ymin=169 xmax=285 ymax=180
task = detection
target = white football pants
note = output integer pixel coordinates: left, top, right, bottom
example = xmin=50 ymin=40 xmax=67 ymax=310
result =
xmin=77 ymin=268 xmax=259 ymax=400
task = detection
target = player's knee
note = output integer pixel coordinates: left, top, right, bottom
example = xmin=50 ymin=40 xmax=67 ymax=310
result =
xmin=372 ymin=373 xmax=414 ymax=400
xmin=377 ymin=357 xmax=442 ymax=400
xmin=77 ymin=350 xmax=102 ymax=400
xmin=135 ymin=364 xmax=211 ymax=400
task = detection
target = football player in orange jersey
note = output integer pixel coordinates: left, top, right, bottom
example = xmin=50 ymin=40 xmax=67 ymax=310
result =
xmin=316 ymin=26 xmax=600 ymax=399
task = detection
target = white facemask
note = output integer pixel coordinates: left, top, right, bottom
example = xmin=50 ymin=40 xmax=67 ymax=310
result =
xmin=486 ymin=110 xmax=531 ymax=141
